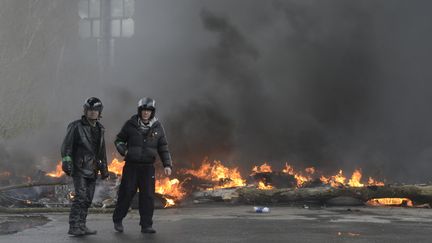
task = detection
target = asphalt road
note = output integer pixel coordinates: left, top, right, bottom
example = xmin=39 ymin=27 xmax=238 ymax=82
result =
xmin=1 ymin=205 xmax=432 ymax=243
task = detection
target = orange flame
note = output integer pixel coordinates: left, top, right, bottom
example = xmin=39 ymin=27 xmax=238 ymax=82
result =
xmin=252 ymin=162 xmax=273 ymax=173
xmin=46 ymin=161 xmax=65 ymax=178
xmin=282 ymin=163 xmax=312 ymax=187
xmin=164 ymin=198 xmax=176 ymax=208
xmin=184 ymin=159 xmax=246 ymax=189
xmin=257 ymin=181 xmax=274 ymax=190
xmin=305 ymin=167 xmax=316 ymax=174
xmin=155 ymin=178 xmax=186 ymax=207
xmin=367 ymin=198 xmax=413 ymax=207
xmin=251 ymin=163 xmax=277 ymax=189
xmin=367 ymin=177 xmax=385 ymax=186
xmin=107 ymin=158 xmax=185 ymax=207
xmin=332 ymin=170 xmax=347 ymax=186
xmin=108 ymin=158 xmax=125 ymax=176
xmin=320 ymin=169 xmax=384 ymax=188
xmin=320 ymin=170 xmax=347 ymax=187
xmin=282 ymin=163 xmax=294 ymax=174
xmin=348 ymin=169 xmax=364 ymax=187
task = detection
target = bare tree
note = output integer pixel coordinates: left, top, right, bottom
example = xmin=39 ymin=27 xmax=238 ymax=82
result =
xmin=0 ymin=0 xmax=77 ymax=138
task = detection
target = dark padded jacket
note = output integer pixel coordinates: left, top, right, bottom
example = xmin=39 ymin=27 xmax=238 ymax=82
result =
xmin=114 ymin=115 xmax=172 ymax=168
xmin=61 ymin=116 xmax=108 ymax=179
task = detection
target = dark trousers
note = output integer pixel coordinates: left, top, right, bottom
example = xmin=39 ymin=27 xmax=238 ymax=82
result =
xmin=69 ymin=176 xmax=96 ymax=227
xmin=113 ymin=164 xmax=155 ymax=227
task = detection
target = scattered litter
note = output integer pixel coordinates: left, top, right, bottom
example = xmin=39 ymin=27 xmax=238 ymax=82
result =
xmin=253 ymin=206 xmax=270 ymax=213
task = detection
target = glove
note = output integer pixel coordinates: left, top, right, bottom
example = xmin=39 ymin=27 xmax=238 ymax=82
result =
xmin=100 ymin=170 xmax=109 ymax=180
xmin=61 ymin=158 xmax=73 ymax=176
xmin=97 ymin=161 xmax=109 ymax=180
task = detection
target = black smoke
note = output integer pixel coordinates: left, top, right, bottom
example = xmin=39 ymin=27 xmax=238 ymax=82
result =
xmin=1 ymin=1 xmax=432 ymax=183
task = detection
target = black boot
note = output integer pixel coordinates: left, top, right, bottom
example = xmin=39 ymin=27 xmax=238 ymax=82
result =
xmin=81 ymin=225 xmax=97 ymax=235
xmin=114 ymin=221 xmax=124 ymax=232
xmin=68 ymin=226 xmax=85 ymax=236
xmin=141 ymin=226 xmax=156 ymax=234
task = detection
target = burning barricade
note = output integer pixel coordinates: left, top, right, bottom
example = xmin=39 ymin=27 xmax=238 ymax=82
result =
xmin=0 ymin=158 xmax=431 ymax=212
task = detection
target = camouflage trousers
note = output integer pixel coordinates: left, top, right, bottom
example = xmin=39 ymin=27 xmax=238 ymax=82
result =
xmin=69 ymin=176 xmax=96 ymax=228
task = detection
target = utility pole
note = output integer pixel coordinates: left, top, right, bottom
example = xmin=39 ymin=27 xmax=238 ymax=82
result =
xmin=78 ymin=0 xmax=135 ymax=84
xmin=99 ymin=0 xmax=114 ymax=77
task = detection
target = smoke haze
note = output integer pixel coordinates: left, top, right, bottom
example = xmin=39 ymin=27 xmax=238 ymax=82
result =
xmin=1 ymin=0 xmax=432 ymax=183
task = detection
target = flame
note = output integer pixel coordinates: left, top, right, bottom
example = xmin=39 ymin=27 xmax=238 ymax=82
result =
xmin=367 ymin=177 xmax=385 ymax=186
xmin=294 ymin=174 xmax=309 ymax=187
xmin=108 ymin=158 xmax=125 ymax=176
xmin=332 ymin=170 xmax=347 ymax=186
xmin=305 ymin=167 xmax=315 ymax=174
xmin=282 ymin=163 xmax=294 ymax=174
xmin=155 ymin=178 xmax=186 ymax=206
xmin=320 ymin=170 xmax=347 ymax=187
xmin=348 ymin=169 xmax=364 ymax=187
xmin=367 ymin=198 xmax=413 ymax=207
xmin=46 ymin=161 xmax=65 ymax=178
xmin=281 ymin=163 xmax=312 ymax=187
xmin=320 ymin=169 xmax=385 ymax=188
xmin=43 ymin=156 xmax=393 ymax=210
xmin=164 ymin=198 xmax=176 ymax=208
xmin=107 ymin=158 xmax=386 ymax=192
xmin=107 ymin=158 xmax=186 ymax=208
xmin=257 ymin=181 xmax=274 ymax=190
xmin=252 ymin=162 xmax=272 ymax=173
xmin=184 ymin=159 xmax=246 ymax=189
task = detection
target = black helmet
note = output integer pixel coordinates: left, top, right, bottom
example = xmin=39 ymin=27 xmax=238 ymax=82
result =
xmin=84 ymin=97 xmax=103 ymax=113
xmin=137 ymin=97 xmax=156 ymax=119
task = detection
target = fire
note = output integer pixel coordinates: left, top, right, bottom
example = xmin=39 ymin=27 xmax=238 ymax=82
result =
xmin=347 ymin=169 xmax=364 ymax=187
xmin=257 ymin=181 xmax=274 ymax=190
xmin=108 ymin=158 xmax=125 ymax=176
xmin=367 ymin=177 xmax=385 ymax=186
xmin=319 ymin=169 xmax=385 ymax=188
xmin=282 ymin=163 xmax=313 ymax=187
xmin=253 ymin=163 xmax=384 ymax=189
xmin=252 ymin=162 xmax=272 ymax=173
xmin=282 ymin=163 xmax=294 ymax=174
xmin=164 ymin=198 xmax=175 ymax=208
xmin=251 ymin=163 xmax=276 ymax=189
xmin=110 ymin=158 xmax=392 ymax=206
xmin=305 ymin=167 xmax=315 ymax=174
xmin=332 ymin=170 xmax=347 ymax=186
xmin=46 ymin=161 xmax=64 ymax=178
xmin=107 ymin=158 xmax=185 ymax=207
xmin=321 ymin=170 xmax=347 ymax=187
xmin=184 ymin=159 xmax=246 ymax=189
xmin=155 ymin=178 xmax=186 ymax=206
xmin=367 ymin=198 xmax=413 ymax=207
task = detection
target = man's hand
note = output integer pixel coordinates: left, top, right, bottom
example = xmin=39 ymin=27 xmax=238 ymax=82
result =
xmin=100 ymin=171 xmax=109 ymax=180
xmin=62 ymin=160 xmax=73 ymax=176
xmin=97 ymin=161 xmax=109 ymax=180
xmin=115 ymin=142 xmax=128 ymax=157
xmin=164 ymin=167 xmax=172 ymax=176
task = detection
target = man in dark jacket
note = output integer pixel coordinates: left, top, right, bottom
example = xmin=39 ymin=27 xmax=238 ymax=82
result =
xmin=61 ymin=97 xmax=109 ymax=236
xmin=112 ymin=97 xmax=172 ymax=234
